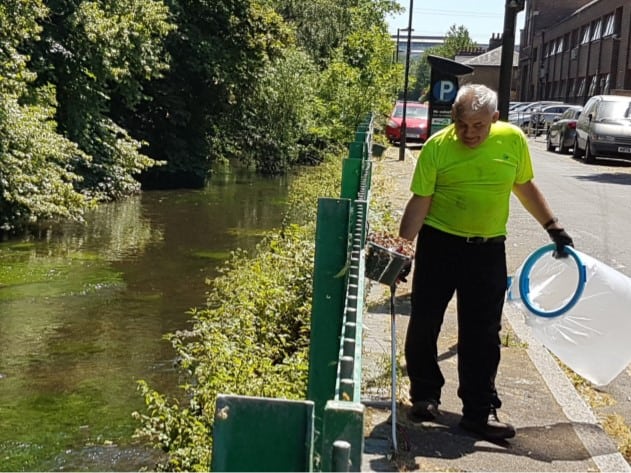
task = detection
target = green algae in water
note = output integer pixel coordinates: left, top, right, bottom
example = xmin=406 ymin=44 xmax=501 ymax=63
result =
xmin=0 ymin=383 xmax=143 ymax=471
xmin=0 ymin=254 xmax=124 ymax=302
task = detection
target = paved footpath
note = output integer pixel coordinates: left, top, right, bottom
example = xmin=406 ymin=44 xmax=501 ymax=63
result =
xmin=360 ymin=146 xmax=631 ymax=472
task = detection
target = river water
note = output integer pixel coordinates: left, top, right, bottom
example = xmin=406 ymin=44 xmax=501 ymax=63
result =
xmin=0 ymin=167 xmax=291 ymax=471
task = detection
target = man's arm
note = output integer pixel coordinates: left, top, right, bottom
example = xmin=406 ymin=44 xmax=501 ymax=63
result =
xmin=399 ymin=194 xmax=432 ymax=240
xmin=512 ymin=180 xmax=562 ymax=230
xmin=513 ymin=180 xmax=574 ymax=257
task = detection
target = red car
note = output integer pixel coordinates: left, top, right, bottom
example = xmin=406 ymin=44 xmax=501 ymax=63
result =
xmin=385 ymin=101 xmax=429 ymax=144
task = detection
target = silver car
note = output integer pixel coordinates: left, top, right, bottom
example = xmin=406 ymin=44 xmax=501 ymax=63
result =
xmin=508 ymin=101 xmax=563 ymax=131
xmin=533 ymin=104 xmax=578 ymax=132
xmin=546 ymin=105 xmax=582 ymax=154
xmin=574 ymin=95 xmax=631 ymax=163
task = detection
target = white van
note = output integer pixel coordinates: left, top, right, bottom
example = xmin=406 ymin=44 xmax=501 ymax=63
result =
xmin=573 ymin=95 xmax=631 ymax=163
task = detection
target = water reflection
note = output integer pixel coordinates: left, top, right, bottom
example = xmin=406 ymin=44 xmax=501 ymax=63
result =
xmin=0 ymin=167 xmax=290 ymax=471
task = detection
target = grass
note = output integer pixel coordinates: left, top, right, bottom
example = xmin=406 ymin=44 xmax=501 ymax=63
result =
xmin=501 ymin=326 xmax=528 ymax=348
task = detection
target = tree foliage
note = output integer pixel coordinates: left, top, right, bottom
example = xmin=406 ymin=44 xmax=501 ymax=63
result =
xmin=411 ymin=24 xmax=478 ymax=100
xmin=28 ymin=0 xmax=173 ymax=200
xmin=1 ymin=0 xmax=400 ymax=229
xmin=127 ymin=0 xmax=295 ymax=186
xmin=0 ymin=0 xmax=92 ymax=231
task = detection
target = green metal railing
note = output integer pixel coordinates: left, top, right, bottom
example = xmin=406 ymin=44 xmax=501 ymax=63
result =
xmin=211 ymin=116 xmax=375 ymax=472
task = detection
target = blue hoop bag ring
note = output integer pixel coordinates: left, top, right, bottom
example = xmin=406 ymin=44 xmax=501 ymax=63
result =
xmin=518 ymin=244 xmax=587 ymax=318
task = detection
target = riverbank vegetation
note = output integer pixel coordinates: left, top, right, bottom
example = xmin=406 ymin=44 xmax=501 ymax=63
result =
xmin=133 ymin=154 xmax=341 ymax=471
xmin=0 ymin=0 xmax=401 ymax=234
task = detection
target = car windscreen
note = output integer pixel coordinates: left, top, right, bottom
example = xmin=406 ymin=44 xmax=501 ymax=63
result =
xmin=394 ymin=105 xmax=428 ymax=119
xmin=599 ymin=100 xmax=631 ymax=119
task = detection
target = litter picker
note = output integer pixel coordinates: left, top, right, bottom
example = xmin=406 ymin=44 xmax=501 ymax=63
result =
xmin=365 ymin=242 xmax=412 ymax=453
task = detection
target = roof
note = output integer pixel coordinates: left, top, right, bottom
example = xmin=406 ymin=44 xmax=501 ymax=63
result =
xmin=459 ymin=46 xmax=519 ymax=67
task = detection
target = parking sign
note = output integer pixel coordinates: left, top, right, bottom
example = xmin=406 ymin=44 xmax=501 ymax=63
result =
xmin=427 ymin=55 xmax=473 ymax=135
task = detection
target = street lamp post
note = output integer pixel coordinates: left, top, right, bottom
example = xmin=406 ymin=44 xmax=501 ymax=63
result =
xmin=398 ymin=0 xmax=414 ymax=161
xmin=498 ymin=0 xmax=525 ymax=120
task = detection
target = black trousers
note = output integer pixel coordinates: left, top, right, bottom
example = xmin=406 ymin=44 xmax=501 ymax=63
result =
xmin=405 ymin=225 xmax=508 ymax=421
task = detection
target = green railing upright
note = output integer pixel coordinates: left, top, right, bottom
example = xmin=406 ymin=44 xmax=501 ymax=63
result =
xmin=211 ymin=115 xmax=375 ymax=472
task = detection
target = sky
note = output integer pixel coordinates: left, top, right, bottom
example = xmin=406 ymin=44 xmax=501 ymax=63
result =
xmin=387 ymin=1 xmax=526 ymax=46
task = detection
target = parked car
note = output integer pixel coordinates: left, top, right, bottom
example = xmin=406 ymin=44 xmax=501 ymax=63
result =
xmin=573 ymin=95 xmax=631 ymax=163
xmin=508 ymin=101 xmax=563 ymax=130
xmin=533 ymin=104 xmax=578 ymax=132
xmin=509 ymin=101 xmax=530 ymax=111
xmin=546 ymin=106 xmax=583 ymax=153
xmin=385 ymin=101 xmax=429 ymax=144
xmin=510 ymin=102 xmax=533 ymax=113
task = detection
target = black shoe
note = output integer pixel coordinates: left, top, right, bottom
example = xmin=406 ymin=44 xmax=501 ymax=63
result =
xmin=407 ymin=400 xmax=440 ymax=423
xmin=459 ymin=408 xmax=516 ymax=441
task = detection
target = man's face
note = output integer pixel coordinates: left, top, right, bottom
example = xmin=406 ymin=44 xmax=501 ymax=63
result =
xmin=452 ymin=108 xmax=500 ymax=148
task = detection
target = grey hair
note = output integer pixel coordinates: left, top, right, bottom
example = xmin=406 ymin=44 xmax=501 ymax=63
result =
xmin=453 ymin=84 xmax=498 ymax=116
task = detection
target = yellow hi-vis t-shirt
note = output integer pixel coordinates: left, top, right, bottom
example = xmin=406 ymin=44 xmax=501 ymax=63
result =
xmin=410 ymin=120 xmax=534 ymax=237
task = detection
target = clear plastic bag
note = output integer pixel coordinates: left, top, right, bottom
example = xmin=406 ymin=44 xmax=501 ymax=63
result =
xmin=508 ymin=244 xmax=631 ymax=386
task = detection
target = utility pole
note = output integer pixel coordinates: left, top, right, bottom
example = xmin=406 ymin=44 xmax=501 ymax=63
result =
xmin=398 ymin=0 xmax=414 ymax=161
xmin=498 ymin=0 xmax=525 ymax=121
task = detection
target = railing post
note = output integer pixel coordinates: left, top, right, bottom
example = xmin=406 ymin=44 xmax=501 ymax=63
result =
xmin=321 ymin=400 xmax=364 ymax=472
xmin=332 ymin=440 xmax=351 ymax=472
xmin=308 ymin=197 xmax=351 ymax=458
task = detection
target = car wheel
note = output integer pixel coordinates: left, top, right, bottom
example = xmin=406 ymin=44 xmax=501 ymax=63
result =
xmin=558 ymin=133 xmax=569 ymax=154
xmin=572 ymin=137 xmax=583 ymax=159
xmin=546 ymin=134 xmax=555 ymax=152
xmin=584 ymin=139 xmax=596 ymax=164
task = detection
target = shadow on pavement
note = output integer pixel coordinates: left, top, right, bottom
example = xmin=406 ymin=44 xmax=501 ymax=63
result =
xmin=574 ymin=172 xmax=631 ymax=185
xmin=366 ymin=408 xmax=613 ymax=472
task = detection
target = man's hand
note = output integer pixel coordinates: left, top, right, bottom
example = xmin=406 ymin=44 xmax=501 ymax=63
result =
xmin=547 ymin=228 xmax=574 ymax=258
xmin=397 ymin=259 xmax=412 ymax=283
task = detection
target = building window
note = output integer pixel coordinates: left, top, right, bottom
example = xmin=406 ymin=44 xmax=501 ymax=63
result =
xmin=567 ymin=79 xmax=575 ymax=99
xmin=588 ymin=75 xmax=598 ymax=96
xmin=581 ymin=24 xmax=591 ymax=44
xmin=602 ymin=74 xmax=611 ymax=94
xmin=571 ymin=29 xmax=579 ymax=48
xmin=577 ymin=77 xmax=586 ymax=97
xmin=555 ymin=37 xmax=564 ymax=54
xmin=603 ymin=14 xmax=615 ymax=36
xmin=591 ymin=19 xmax=602 ymax=41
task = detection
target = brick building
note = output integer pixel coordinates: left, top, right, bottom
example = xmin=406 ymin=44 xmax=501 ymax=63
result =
xmin=458 ymin=44 xmax=520 ymax=99
xmin=518 ymin=0 xmax=631 ymax=104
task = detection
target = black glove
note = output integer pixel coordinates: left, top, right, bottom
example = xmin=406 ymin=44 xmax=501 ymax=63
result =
xmin=547 ymin=228 xmax=574 ymax=258
xmin=397 ymin=259 xmax=412 ymax=283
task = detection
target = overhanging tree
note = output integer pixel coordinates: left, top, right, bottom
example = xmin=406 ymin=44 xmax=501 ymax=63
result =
xmin=28 ymin=0 xmax=173 ymax=200
xmin=0 ymin=0 xmax=92 ymax=233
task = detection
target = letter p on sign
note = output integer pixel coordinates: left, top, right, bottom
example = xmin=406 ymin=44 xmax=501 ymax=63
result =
xmin=432 ymin=80 xmax=457 ymax=103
